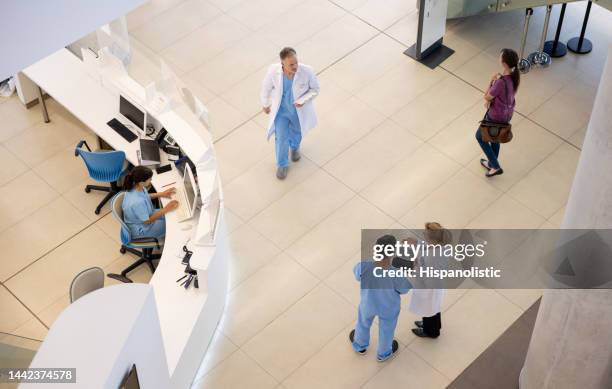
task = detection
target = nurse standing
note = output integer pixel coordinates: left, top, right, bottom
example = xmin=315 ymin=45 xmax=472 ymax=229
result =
xmin=409 ymin=222 xmax=450 ymax=338
xmin=122 ymin=166 xmax=178 ymax=240
xmin=261 ymin=47 xmax=320 ymax=180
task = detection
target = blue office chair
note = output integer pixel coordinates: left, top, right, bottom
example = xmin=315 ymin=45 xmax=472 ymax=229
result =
xmin=75 ymin=140 xmax=127 ymax=215
xmin=106 ymin=192 xmax=163 ymax=283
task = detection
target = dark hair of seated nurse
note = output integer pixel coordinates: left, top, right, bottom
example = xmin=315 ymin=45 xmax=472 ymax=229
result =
xmin=121 ymin=166 xmax=178 ymax=239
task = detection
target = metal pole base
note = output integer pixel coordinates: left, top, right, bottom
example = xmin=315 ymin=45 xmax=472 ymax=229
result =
xmin=543 ymin=40 xmax=567 ymax=57
xmin=567 ymin=37 xmax=592 ymax=54
xmin=528 ymin=52 xmax=552 ymax=68
xmin=518 ymin=58 xmax=531 ymax=74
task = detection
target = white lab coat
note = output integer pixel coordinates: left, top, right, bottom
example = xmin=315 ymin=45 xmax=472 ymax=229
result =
xmin=409 ymin=243 xmax=446 ymax=318
xmin=260 ymin=63 xmax=320 ymax=140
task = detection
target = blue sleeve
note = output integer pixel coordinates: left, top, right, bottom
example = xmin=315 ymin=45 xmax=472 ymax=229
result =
xmin=353 ymin=263 xmax=362 ymax=282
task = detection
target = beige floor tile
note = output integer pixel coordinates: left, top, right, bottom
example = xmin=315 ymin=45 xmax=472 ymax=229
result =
xmin=95 ymin=213 xmax=121 ymax=244
xmin=190 ymin=34 xmax=277 ymax=96
xmin=496 ymin=289 xmax=542 ymax=311
xmin=206 ymin=0 xmax=247 ymax=12
xmin=5 ymin=226 xmax=122 ymax=313
xmin=161 ymin=15 xmax=251 ymax=72
xmin=467 ymin=118 xmax=564 ymax=192
xmin=243 ymin=284 xmax=355 ymax=381
xmin=205 ymin=97 xmax=249 ymax=141
xmin=508 ymin=143 xmax=579 ymax=218
xmin=384 ymin=11 xmax=418 ymax=47
xmin=221 ymin=208 xmax=244 ymax=236
xmin=438 ymin=32 xmax=483 ymax=72
xmin=282 ymin=324 xmax=387 ymax=389
xmin=324 ymin=253 xmax=361 ymax=308
xmin=222 ymin=254 xmax=318 ymax=345
xmin=332 ymin=0 xmax=368 ymax=11
xmin=407 ymin=289 xmax=522 ymax=380
xmin=428 ymin=102 xmax=488 ymax=166
xmin=181 ymin=72 xmax=217 ymax=104
xmin=193 ymin=350 xmax=278 ymax=389
xmin=322 ymin=34 xmax=407 ymax=95
xmin=36 ymin=295 xmax=70 ymax=328
xmin=221 ymin=66 xmax=271 ymax=118
xmin=361 ymin=144 xmax=461 ymax=220
xmin=391 ymin=75 xmax=482 ymax=141
xmin=214 ymin=120 xmax=274 ymax=185
xmin=32 ymin=146 xmax=90 ymax=194
xmin=0 ymin=171 xmax=58 ymax=232
xmin=288 ymin=196 xmax=394 ymax=279
xmin=131 ymin=0 xmax=222 ymax=52
xmin=547 ymin=206 xmax=566 ymax=229
xmin=126 ymin=0 xmax=187 ymax=30
xmin=361 ymin=348 xmax=449 ymax=389
xmin=0 ymin=97 xmax=43 ymax=143
xmin=452 ymin=50 xmax=502 ymax=92
xmin=324 ymin=119 xmax=422 ymax=192
xmin=0 ymin=285 xmax=33 ymax=333
xmin=301 ymin=96 xmax=386 ymax=165
xmin=356 ymin=60 xmax=446 ymax=117
xmin=228 ymin=0 xmax=303 ymax=31
xmin=3 ymin=114 xmax=95 ymax=168
xmin=0 ymin=197 xmax=90 ymax=282
xmin=401 ymin=169 xmax=501 ymax=229
xmin=0 ymin=144 xmax=28 ymax=187
xmin=568 ymin=126 xmax=587 ymax=149
xmin=194 ymin=331 xmax=238 ymax=378
xmin=63 ymin=179 xmax=113 ymax=222
xmin=11 ymin=317 xmax=48 ymax=341
xmin=467 ymin=194 xmax=546 ymax=229
xmin=224 ymin=154 xmax=319 ymax=221
xmin=296 ymin=14 xmax=378 ymax=72
xmin=225 ymin=223 xmax=281 ymax=289
xmin=353 ymin=0 xmax=415 ymax=30
xmin=259 ymin=0 xmax=346 ymax=47
xmin=249 ymin=170 xmax=354 ymax=249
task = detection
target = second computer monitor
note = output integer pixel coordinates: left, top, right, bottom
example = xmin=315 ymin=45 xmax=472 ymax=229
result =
xmin=183 ymin=164 xmax=199 ymax=218
xmin=119 ymin=95 xmax=145 ymax=130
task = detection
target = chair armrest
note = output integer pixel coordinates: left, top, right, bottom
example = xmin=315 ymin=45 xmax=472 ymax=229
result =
xmin=74 ymin=140 xmax=92 ymax=156
xmin=131 ymin=237 xmax=161 ymax=250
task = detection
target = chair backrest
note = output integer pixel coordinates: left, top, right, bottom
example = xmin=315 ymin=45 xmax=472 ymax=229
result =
xmin=75 ymin=145 xmax=126 ymax=183
xmin=111 ymin=191 xmax=132 ymax=246
xmin=69 ymin=267 xmax=105 ymax=303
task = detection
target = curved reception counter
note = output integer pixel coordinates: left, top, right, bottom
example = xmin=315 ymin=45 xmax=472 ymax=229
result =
xmin=19 ymin=47 xmax=230 ymax=389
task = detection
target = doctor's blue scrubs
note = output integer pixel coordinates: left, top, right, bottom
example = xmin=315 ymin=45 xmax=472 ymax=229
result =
xmin=353 ymin=261 xmax=411 ymax=360
xmin=274 ymin=73 xmax=302 ymax=168
xmin=122 ymin=188 xmax=166 ymax=240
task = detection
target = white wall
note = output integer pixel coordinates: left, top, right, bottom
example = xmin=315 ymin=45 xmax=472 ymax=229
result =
xmin=0 ymin=0 xmax=145 ymax=80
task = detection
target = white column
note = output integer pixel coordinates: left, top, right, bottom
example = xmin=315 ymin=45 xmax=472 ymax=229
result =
xmin=520 ymin=44 xmax=612 ymax=389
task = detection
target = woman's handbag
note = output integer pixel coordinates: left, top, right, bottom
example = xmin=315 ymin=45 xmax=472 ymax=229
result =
xmin=479 ymin=77 xmax=514 ymax=143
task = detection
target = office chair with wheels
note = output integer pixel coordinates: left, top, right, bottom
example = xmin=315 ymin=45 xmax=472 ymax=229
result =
xmin=75 ymin=140 xmax=127 ymax=215
xmin=69 ymin=267 xmax=105 ymax=303
xmin=106 ymin=192 xmax=163 ymax=283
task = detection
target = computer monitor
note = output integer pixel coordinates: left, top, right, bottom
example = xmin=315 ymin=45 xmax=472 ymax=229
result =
xmin=118 ymin=365 xmax=140 ymax=389
xmin=119 ymin=95 xmax=145 ymax=130
xmin=182 ymin=164 xmax=199 ymax=218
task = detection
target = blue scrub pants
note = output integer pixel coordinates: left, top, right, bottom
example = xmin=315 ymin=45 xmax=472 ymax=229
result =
xmin=352 ymin=303 xmax=399 ymax=360
xmin=274 ymin=114 xmax=302 ymax=168
xmin=132 ymin=209 xmax=166 ymax=240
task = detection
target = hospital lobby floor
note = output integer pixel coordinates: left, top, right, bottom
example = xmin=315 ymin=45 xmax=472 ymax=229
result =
xmin=2 ymin=0 xmax=612 ymax=388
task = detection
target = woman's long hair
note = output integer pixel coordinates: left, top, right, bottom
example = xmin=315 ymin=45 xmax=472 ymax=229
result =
xmin=501 ymin=48 xmax=520 ymax=92
xmin=123 ymin=166 xmax=153 ymax=191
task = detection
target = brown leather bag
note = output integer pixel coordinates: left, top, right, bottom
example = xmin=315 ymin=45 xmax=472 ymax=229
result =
xmin=479 ymin=77 xmax=514 ymax=143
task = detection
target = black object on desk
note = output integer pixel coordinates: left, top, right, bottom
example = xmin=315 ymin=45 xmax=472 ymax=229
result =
xmin=156 ymin=164 xmax=172 ymax=174
xmin=107 ymin=118 xmax=137 ymax=142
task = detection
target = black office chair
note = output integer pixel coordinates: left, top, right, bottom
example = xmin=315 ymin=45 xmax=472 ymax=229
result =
xmin=75 ymin=140 xmax=127 ymax=214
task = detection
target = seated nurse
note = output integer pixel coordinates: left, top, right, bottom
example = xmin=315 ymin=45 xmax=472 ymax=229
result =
xmin=122 ymin=166 xmax=178 ymax=240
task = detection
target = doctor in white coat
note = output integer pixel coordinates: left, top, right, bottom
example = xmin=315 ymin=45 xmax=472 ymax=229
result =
xmin=409 ymin=222 xmax=449 ymax=338
xmin=261 ymin=47 xmax=320 ymax=179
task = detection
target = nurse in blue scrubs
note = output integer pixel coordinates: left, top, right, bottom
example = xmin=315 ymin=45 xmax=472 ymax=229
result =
xmin=350 ymin=235 xmax=411 ymax=362
xmin=122 ymin=166 xmax=178 ymax=239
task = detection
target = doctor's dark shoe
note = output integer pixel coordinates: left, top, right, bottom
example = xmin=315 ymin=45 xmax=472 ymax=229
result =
xmin=414 ymin=320 xmax=423 ymax=328
xmin=276 ymin=167 xmax=288 ymax=180
xmin=412 ymin=328 xmax=438 ymax=338
xmin=349 ymin=329 xmax=367 ymax=355
xmin=376 ymin=340 xmax=399 ymax=362
xmin=291 ymin=148 xmax=301 ymax=162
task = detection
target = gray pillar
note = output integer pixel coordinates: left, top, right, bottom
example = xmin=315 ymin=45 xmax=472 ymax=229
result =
xmin=520 ymin=44 xmax=612 ymax=389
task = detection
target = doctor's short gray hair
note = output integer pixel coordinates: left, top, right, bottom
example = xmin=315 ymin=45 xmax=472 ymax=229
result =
xmin=279 ymin=47 xmax=297 ymax=60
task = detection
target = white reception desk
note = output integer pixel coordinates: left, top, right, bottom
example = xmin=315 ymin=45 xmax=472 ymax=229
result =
xmin=20 ymin=48 xmax=229 ymax=389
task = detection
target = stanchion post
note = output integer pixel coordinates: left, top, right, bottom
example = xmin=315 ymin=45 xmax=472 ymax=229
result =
xmin=544 ymin=3 xmax=568 ymax=58
xmin=567 ymin=0 xmax=593 ymax=54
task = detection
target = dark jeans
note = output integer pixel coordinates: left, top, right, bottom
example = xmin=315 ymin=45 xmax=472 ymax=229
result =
xmin=423 ymin=312 xmax=441 ymax=338
xmin=476 ymin=115 xmax=501 ymax=169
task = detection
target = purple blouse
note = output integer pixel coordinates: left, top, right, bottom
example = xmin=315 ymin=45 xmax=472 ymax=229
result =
xmin=488 ymin=75 xmax=515 ymax=122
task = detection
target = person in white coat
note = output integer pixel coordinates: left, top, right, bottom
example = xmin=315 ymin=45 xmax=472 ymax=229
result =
xmin=260 ymin=47 xmax=320 ymax=179
xmin=409 ymin=222 xmax=450 ymax=338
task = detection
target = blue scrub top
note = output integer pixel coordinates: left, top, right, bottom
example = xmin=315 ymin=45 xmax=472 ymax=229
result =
xmin=122 ymin=188 xmax=155 ymax=237
xmin=278 ymin=73 xmax=298 ymax=120
xmin=354 ymin=261 xmax=411 ymax=318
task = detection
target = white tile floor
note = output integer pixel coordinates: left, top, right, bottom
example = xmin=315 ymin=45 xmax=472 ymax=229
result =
xmin=2 ymin=0 xmax=612 ymax=387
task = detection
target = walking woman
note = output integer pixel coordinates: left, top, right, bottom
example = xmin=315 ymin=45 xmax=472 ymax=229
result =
xmin=476 ymin=48 xmax=520 ymax=177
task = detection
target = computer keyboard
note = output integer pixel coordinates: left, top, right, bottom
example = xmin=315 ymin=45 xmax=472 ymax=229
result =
xmin=107 ymin=118 xmax=137 ymax=142
xmin=172 ymin=188 xmax=189 ymax=221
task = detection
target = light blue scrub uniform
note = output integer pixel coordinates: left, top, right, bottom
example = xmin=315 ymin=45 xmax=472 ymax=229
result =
xmin=122 ymin=188 xmax=166 ymax=240
xmin=352 ymin=261 xmax=411 ymax=360
xmin=274 ymin=73 xmax=302 ymax=168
